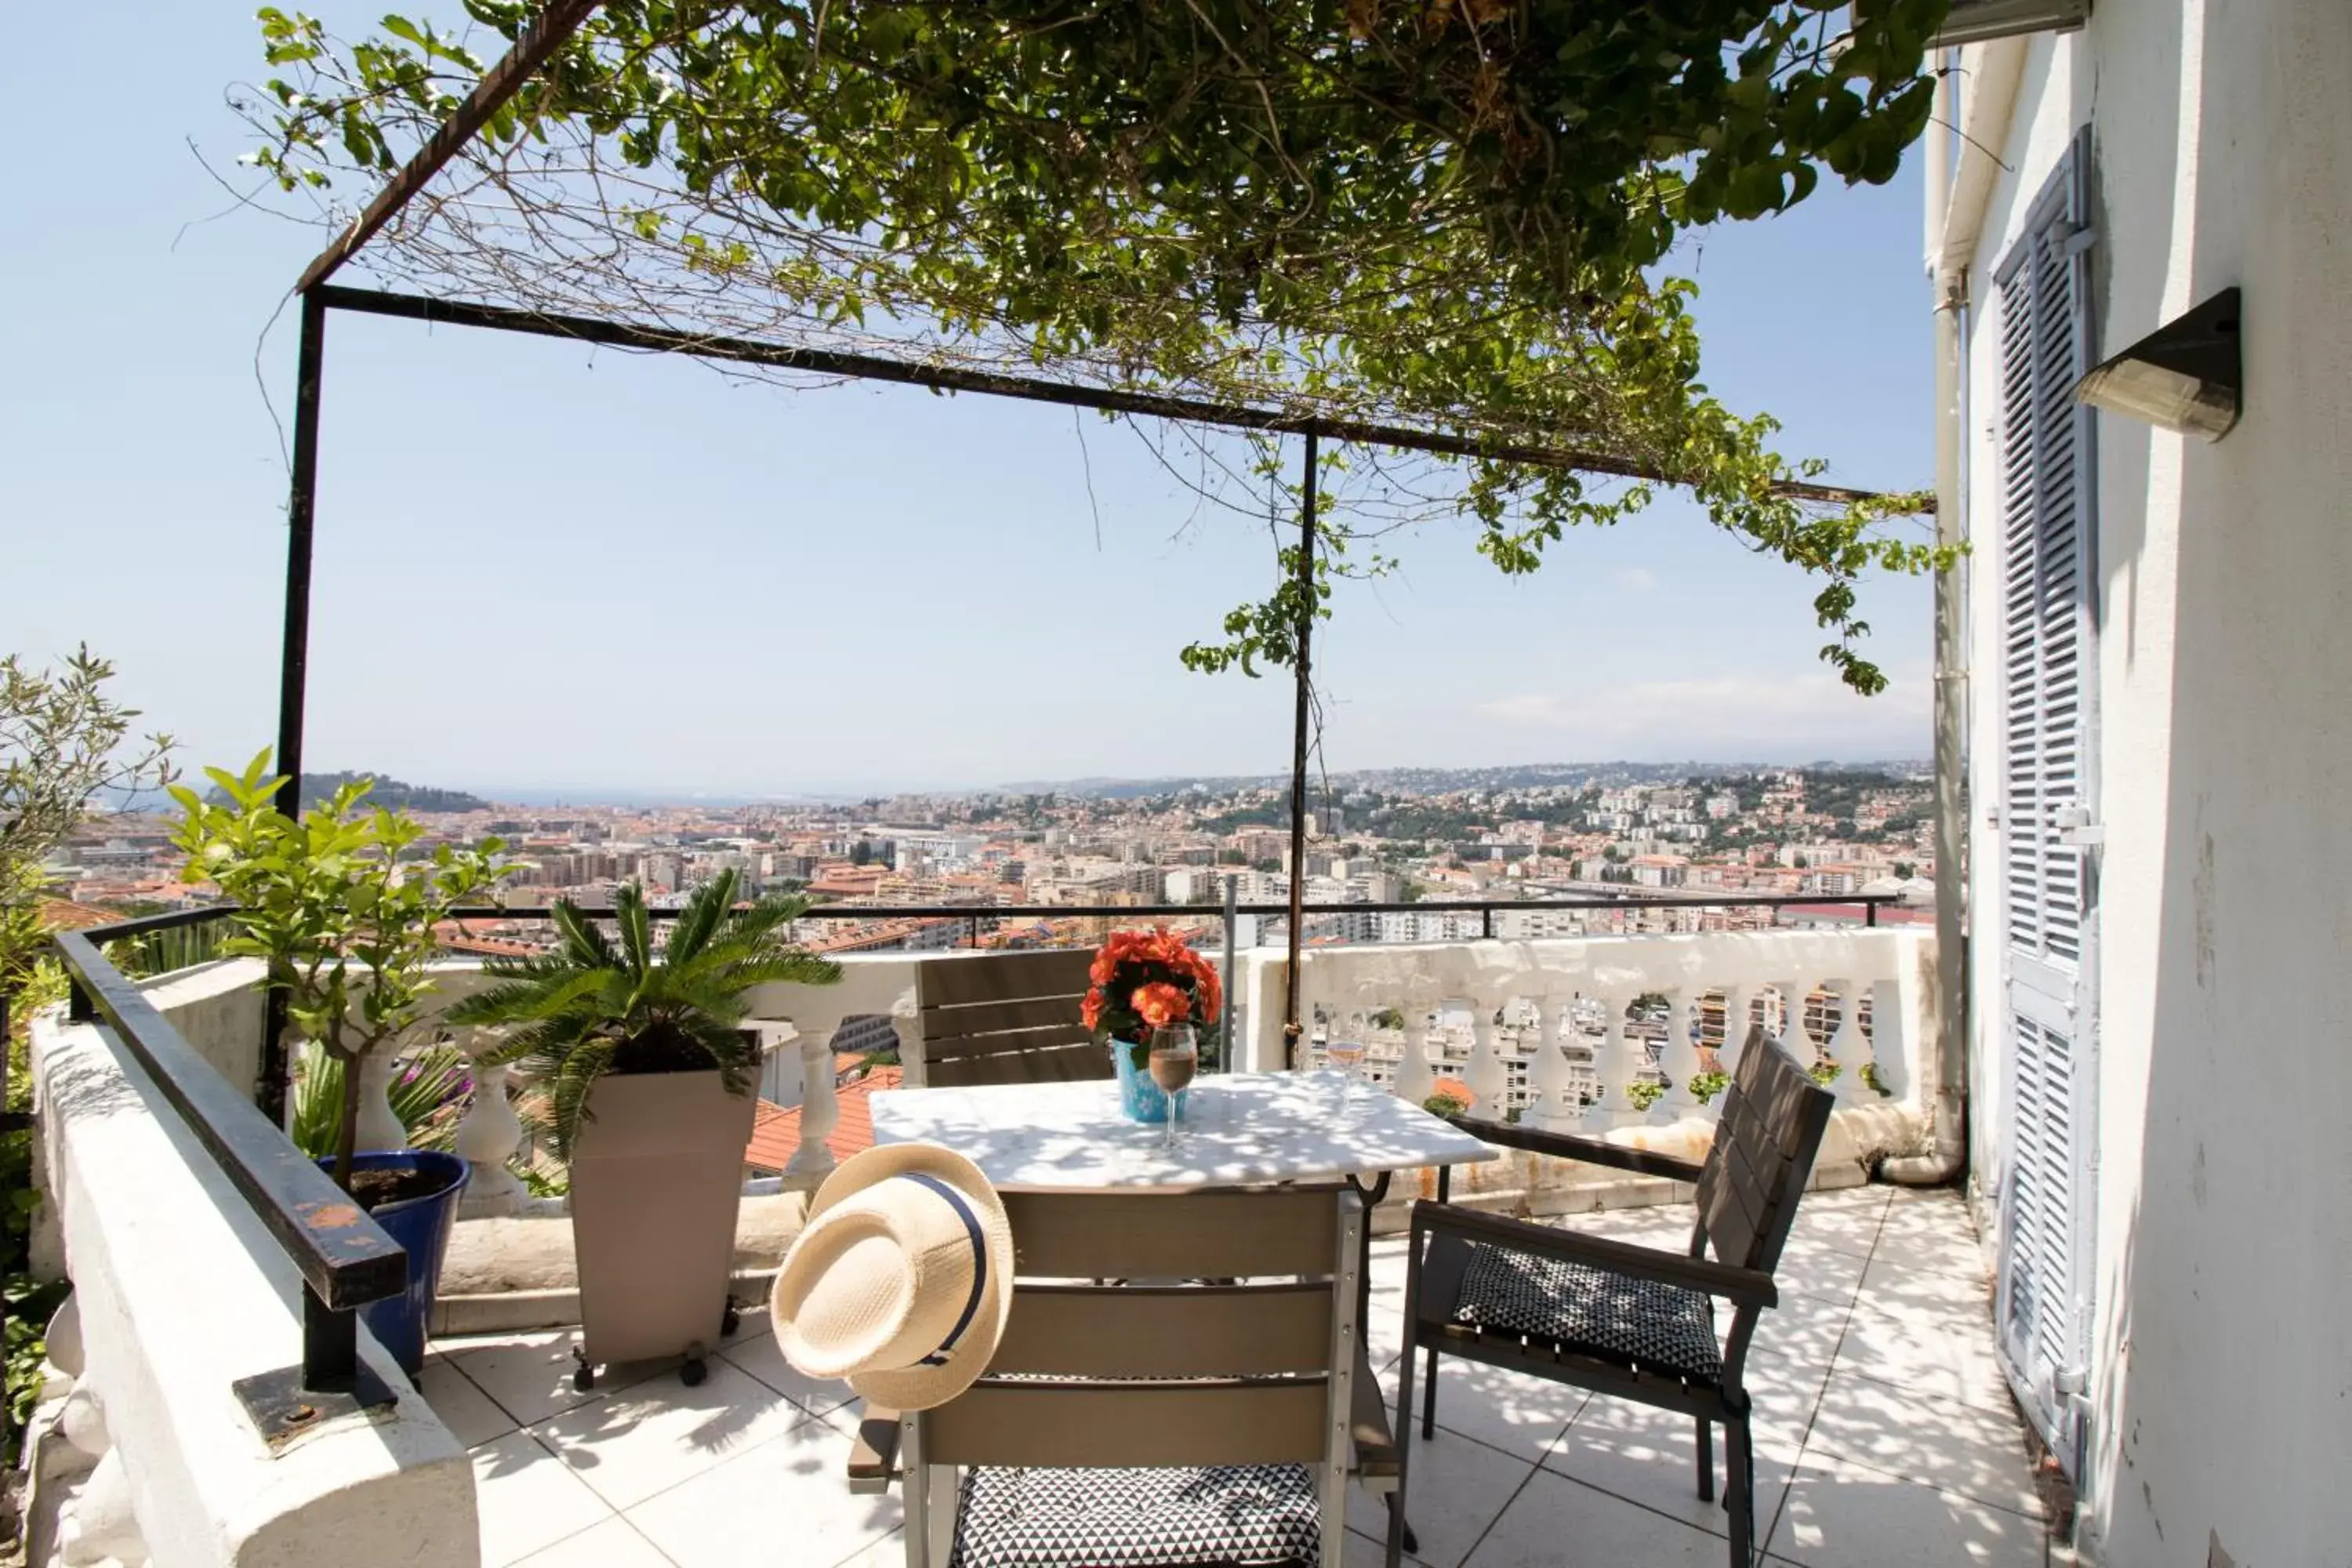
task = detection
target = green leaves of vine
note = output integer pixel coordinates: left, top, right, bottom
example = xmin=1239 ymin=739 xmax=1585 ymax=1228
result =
xmin=238 ymin=0 xmax=1955 ymax=695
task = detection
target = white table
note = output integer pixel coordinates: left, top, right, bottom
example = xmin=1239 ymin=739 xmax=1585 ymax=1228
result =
xmin=868 ymin=1069 xmax=1498 ymax=1191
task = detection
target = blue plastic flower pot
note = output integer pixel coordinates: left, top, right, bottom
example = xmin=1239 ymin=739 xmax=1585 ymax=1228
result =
xmin=1110 ymin=1036 xmax=1188 ymax=1123
xmin=315 ymin=1149 xmax=470 ymax=1376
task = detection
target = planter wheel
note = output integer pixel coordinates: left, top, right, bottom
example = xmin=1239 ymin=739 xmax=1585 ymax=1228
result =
xmin=571 ymin=1345 xmax=595 ymax=1394
xmin=680 ymin=1349 xmax=710 ymax=1388
xmin=721 ymin=1301 xmax=742 ymax=1338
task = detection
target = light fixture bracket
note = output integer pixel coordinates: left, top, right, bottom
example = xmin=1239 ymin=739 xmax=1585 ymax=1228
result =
xmin=2074 ymin=287 xmax=2242 ymax=441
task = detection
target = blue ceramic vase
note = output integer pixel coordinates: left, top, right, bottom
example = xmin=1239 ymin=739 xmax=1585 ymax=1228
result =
xmin=1110 ymin=1035 xmax=1187 ymax=1123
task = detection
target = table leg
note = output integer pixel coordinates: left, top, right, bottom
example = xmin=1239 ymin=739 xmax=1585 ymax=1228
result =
xmin=1345 ymin=1174 xmax=1415 ymax=1555
xmin=1344 ymin=1171 xmax=1392 ymax=1335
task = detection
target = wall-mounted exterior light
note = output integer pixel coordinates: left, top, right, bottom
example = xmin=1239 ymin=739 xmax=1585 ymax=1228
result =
xmin=2074 ymin=287 xmax=2242 ymax=441
xmin=1930 ymin=0 xmax=2089 ymax=48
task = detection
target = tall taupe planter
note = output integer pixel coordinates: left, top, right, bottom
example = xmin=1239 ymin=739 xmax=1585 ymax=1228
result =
xmin=567 ymin=1069 xmax=757 ymax=1387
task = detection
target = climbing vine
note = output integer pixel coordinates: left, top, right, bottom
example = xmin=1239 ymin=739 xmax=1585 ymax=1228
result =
xmin=238 ymin=0 xmax=1952 ymax=691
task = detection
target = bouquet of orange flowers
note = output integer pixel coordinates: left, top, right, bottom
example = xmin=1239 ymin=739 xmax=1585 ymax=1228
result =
xmin=1080 ymin=926 xmax=1224 ymax=1071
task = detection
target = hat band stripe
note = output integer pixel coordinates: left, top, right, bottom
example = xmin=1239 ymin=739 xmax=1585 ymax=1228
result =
xmin=902 ymin=1172 xmax=987 ymax=1367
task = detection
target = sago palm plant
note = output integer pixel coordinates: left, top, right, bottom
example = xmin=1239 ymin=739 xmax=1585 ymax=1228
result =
xmin=447 ymin=870 xmax=839 ymax=1159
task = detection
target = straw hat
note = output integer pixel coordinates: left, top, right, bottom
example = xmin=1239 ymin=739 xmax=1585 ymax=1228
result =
xmin=771 ymin=1143 xmax=1014 ymax=1411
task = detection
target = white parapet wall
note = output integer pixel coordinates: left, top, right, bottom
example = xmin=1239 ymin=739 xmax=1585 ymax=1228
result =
xmin=28 ymin=1007 xmax=478 ymax=1568
xmin=132 ymin=960 xmax=270 ymax=1105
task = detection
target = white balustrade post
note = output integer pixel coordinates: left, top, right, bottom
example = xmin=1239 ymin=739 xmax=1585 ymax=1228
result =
xmin=1777 ymin=979 xmax=1813 ymax=1068
xmin=1586 ymin=990 xmax=1645 ymax=1131
xmin=1825 ymin=979 xmax=1870 ymax=1105
xmin=1464 ymin=1008 xmax=1508 ymax=1120
xmin=1393 ymin=1004 xmax=1436 ymax=1107
xmin=1657 ymin=987 xmax=1700 ymax=1121
xmin=1715 ymin=983 xmax=1748 ymax=1083
xmin=786 ymin=1035 xmax=841 ymax=1184
xmin=59 ymin=1448 xmax=147 ymax=1568
xmin=1864 ymin=972 xmax=1907 ymax=1100
xmin=353 ymin=1050 xmax=407 ymax=1153
xmin=1526 ymin=996 xmax=1580 ymax=1131
xmin=454 ymin=1028 xmax=528 ymax=1218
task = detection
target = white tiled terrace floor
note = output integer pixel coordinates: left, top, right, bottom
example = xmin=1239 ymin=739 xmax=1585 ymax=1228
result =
xmin=426 ymin=1184 xmax=2055 ymax=1568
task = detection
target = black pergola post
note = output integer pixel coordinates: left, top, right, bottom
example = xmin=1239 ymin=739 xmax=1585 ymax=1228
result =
xmin=1281 ymin=429 xmax=1319 ymax=1066
xmin=275 ymin=292 xmax=326 ymax=818
xmin=262 ymin=289 xmax=328 ymax=1123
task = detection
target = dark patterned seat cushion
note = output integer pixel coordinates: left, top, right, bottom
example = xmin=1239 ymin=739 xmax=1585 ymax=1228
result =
xmin=947 ymin=1463 xmax=1321 ymax=1568
xmin=1449 ymin=1243 xmax=1722 ymax=1384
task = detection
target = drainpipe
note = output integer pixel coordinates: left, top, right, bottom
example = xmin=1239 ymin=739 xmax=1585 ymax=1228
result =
xmin=1885 ymin=60 xmax=1973 ymax=1186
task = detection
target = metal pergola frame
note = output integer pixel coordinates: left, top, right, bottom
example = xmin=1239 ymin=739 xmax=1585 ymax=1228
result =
xmin=264 ymin=0 xmax=1906 ymax=1111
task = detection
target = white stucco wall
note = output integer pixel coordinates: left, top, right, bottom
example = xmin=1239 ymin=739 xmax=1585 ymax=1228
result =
xmin=31 ymin=1008 xmax=477 ymax=1568
xmin=141 ymin=960 xmax=270 ymax=1102
xmin=1956 ymin=4 xmax=2352 ymax=1559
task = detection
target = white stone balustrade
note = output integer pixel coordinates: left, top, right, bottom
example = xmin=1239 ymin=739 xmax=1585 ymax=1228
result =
xmin=1276 ymin=930 xmax=1939 ymax=1181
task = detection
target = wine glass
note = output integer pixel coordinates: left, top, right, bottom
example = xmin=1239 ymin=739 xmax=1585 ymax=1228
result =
xmin=1325 ymin=1037 xmax=1367 ymax=1121
xmin=1149 ymin=1024 xmax=1199 ymax=1152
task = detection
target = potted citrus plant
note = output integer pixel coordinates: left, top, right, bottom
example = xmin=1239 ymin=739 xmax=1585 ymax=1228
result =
xmin=1080 ymin=927 xmax=1222 ymax=1122
xmin=448 ymin=869 xmax=838 ymax=1388
xmin=172 ymin=750 xmax=506 ymax=1374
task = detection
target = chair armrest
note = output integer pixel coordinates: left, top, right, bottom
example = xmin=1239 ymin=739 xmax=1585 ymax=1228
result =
xmin=846 ymin=1403 xmax=902 ymax=1494
xmin=1441 ymin=1115 xmax=1706 ymax=1185
xmin=1407 ymin=1200 xmax=1777 ymax=1309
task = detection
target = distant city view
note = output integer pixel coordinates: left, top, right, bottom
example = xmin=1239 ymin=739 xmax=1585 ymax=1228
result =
xmin=49 ymin=760 xmax=1936 ymax=968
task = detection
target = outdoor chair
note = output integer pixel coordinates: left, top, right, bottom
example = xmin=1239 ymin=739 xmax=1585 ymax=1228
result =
xmin=848 ymin=1184 xmax=1396 ymax=1568
xmin=909 ymin=949 xmax=1109 ymax=1088
xmin=1388 ymin=1029 xmax=1835 ymax=1568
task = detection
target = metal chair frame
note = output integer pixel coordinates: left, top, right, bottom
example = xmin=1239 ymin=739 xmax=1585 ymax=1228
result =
xmin=1385 ymin=1030 xmax=1835 ymax=1568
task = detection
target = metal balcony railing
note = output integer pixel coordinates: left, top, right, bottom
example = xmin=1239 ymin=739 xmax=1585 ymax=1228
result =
xmin=46 ymin=917 xmax=412 ymax=1439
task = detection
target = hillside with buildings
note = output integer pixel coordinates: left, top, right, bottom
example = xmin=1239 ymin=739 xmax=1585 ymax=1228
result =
xmin=51 ymin=764 xmax=1935 ymax=958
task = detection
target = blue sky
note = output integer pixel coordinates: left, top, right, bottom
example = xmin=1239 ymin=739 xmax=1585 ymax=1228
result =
xmin=2 ymin=5 xmax=1937 ymax=797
